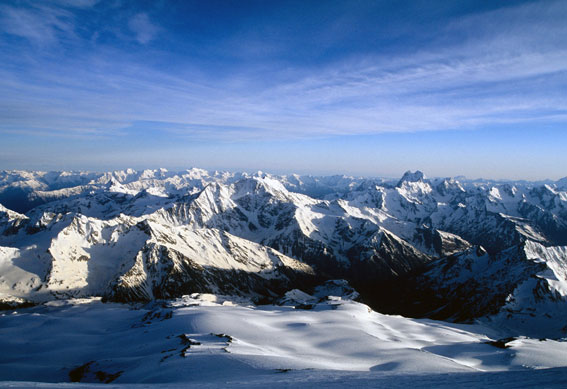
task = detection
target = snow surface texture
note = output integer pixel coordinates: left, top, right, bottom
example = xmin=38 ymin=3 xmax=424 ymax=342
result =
xmin=2 ymin=295 xmax=567 ymax=386
xmin=2 ymin=168 xmax=567 ymax=385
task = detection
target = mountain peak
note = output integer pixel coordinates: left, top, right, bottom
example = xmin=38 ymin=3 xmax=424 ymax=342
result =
xmin=233 ymin=176 xmax=288 ymax=198
xmin=397 ymin=170 xmax=426 ymax=187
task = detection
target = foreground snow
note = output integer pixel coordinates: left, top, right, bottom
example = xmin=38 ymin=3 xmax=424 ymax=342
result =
xmin=1 ymin=295 xmax=567 ymax=387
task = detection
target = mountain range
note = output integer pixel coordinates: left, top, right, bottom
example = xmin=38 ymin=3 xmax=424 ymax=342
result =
xmin=1 ymin=168 xmax=567 ymax=337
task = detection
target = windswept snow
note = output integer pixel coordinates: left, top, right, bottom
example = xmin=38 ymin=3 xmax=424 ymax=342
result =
xmin=1 ymin=296 xmax=567 ymax=386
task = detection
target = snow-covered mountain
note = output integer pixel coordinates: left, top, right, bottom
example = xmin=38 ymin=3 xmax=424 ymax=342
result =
xmin=1 ymin=168 xmax=567 ymax=334
xmin=386 ymin=240 xmax=567 ymax=337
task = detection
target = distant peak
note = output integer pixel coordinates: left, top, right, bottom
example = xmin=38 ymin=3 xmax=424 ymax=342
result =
xmin=252 ymin=170 xmax=267 ymax=179
xmin=234 ymin=176 xmax=288 ymax=195
xmin=397 ymin=170 xmax=426 ymax=187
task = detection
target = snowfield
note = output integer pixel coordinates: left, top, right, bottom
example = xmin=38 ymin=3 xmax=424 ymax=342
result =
xmin=1 ymin=295 xmax=567 ymax=387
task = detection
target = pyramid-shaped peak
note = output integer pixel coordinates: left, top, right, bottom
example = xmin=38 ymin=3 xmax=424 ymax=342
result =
xmin=397 ymin=170 xmax=426 ymax=187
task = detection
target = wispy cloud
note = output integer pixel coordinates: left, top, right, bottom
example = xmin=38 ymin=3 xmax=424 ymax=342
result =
xmin=128 ymin=13 xmax=158 ymax=44
xmin=49 ymin=0 xmax=99 ymax=9
xmin=0 ymin=4 xmax=74 ymax=46
xmin=0 ymin=0 xmax=566 ymax=143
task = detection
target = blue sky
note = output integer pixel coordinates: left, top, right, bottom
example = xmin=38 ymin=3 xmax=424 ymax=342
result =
xmin=0 ymin=0 xmax=566 ymax=180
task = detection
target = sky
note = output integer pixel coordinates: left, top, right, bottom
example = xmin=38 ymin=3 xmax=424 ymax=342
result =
xmin=0 ymin=0 xmax=566 ymax=180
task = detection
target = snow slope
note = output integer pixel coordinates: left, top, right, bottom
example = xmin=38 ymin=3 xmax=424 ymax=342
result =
xmin=1 ymin=295 xmax=567 ymax=386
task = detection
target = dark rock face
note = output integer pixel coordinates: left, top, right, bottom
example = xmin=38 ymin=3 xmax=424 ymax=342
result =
xmin=364 ymin=243 xmax=562 ymax=323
